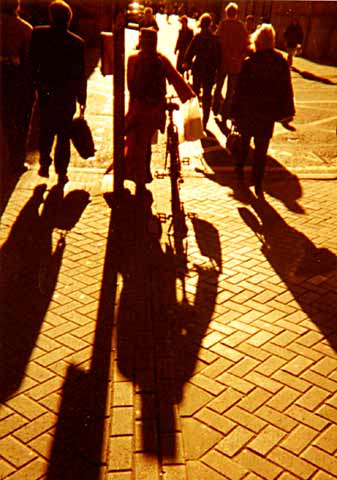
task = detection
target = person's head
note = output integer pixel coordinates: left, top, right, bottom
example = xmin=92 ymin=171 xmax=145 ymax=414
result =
xmin=225 ymin=2 xmax=238 ymax=20
xmin=252 ymin=23 xmax=275 ymax=51
xmin=179 ymin=14 xmax=188 ymax=27
xmin=139 ymin=27 xmax=157 ymax=53
xmin=199 ymin=12 xmax=212 ymax=31
xmin=144 ymin=7 xmax=153 ymax=17
xmin=49 ymin=0 xmax=73 ymax=29
xmin=245 ymin=14 xmax=256 ymax=34
xmin=0 ymin=0 xmax=19 ymax=14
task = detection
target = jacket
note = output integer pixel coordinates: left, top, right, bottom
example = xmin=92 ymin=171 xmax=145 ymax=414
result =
xmin=216 ymin=18 xmax=248 ymax=74
xmin=30 ymin=25 xmax=87 ymax=106
xmin=231 ymin=49 xmax=295 ymax=135
xmin=184 ymin=31 xmax=221 ymax=79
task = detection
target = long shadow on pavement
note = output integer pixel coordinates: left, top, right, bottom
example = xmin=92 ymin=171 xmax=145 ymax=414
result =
xmin=0 ymin=185 xmax=89 ymax=402
xmin=239 ymin=191 xmax=337 ymax=354
xmin=116 ymin=188 xmax=221 ymax=460
xmin=199 ymin=133 xmax=304 ymax=214
xmin=46 ymin=178 xmax=221 ymax=477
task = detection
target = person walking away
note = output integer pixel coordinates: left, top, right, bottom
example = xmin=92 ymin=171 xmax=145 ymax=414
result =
xmin=213 ymin=2 xmax=248 ymax=131
xmin=139 ymin=7 xmax=159 ymax=30
xmin=283 ymin=11 xmax=303 ymax=67
xmin=125 ymin=27 xmax=194 ymax=195
xmin=136 ymin=6 xmax=159 ymax=49
xmin=174 ymin=15 xmax=193 ymax=75
xmin=230 ymin=23 xmax=295 ymax=198
xmin=183 ymin=13 xmax=221 ymax=131
xmin=30 ymin=0 xmax=87 ymax=185
xmin=0 ymin=0 xmax=33 ymax=175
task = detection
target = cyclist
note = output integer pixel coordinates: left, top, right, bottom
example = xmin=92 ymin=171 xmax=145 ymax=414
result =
xmin=125 ymin=27 xmax=194 ymax=195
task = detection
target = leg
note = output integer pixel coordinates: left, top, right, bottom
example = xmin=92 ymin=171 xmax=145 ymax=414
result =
xmin=222 ymin=73 xmax=238 ymax=123
xmin=252 ymin=135 xmax=270 ymax=196
xmin=213 ymin=71 xmax=226 ymax=116
xmin=201 ymin=78 xmax=213 ymax=130
xmin=54 ymin=108 xmax=74 ymax=183
xmin=38 ymin=106 xmax=55 ymax=177
xmin=236 ymin=132 xmax=251 ymax=180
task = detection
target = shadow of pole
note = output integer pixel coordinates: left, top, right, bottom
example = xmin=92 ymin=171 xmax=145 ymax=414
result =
xmin=46 ymin=193 xmax=121 ymax=480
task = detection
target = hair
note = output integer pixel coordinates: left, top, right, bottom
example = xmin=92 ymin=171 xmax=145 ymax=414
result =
xmin=144 ymin=7 xmax=153 ymax=16
xmin=0 ymin=0 xmax=19 ymax=14
xmin=179 ymin=14 xmax=188 ymax=24
xmin=140 ymin=27 xmax=157 ymax=51
xmin=199 ymin=12 xmax=212 ymax=30
xmin=49 ymin=0 xmax=73 ymax=28
xmin=251 ymin=23 xmax=275 ymax=51
xmin=225 ymin=2 xmax=238 ymax=19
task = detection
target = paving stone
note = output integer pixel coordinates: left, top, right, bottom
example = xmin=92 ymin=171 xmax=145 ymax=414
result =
xmin=181 ymin=418 xmax=222 ymax=460
xmin=295 ymin=386 xmax=331 ymax=410
xmin=236 ymin=448 xmax=282 ymax=479
xmin=286 ymin=405 xmax=328 ymax=431
xmin=3 ymin=457 xmax=47 ymax=480
xmin=248 ymin=425 xmax=286 ymax=455
xmin=6 ymin=395 xmax=46 ymax=420
xmin=281 ymin=424 xmax=319 ymax=455
xmin=195 ymin=407 xmax=235 ymax=435
xmin=0 ymin=436 xmax=37 ymax=468
xmin=186 ymin=460 xmax=227 ymax=480
xmin=313 ymin=424 xmax=337 ymax=453
xmin=202 ymin=450 xmax=248 ymax=480
xmin=108 ymin=436 xmax=133 ymax=471
xmin=216 ymin=426 xmax=255 ymax=457
xmin=179 ymin=383 xmax=213 ymax=417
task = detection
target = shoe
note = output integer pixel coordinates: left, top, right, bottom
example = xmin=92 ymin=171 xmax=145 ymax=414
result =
xmin=38 ymin=165 xmax=49 ymax=178
xmin=57 ymin=174 xmax=69 ymax=185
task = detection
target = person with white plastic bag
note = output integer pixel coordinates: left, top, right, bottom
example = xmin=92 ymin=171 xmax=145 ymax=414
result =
xmin=183 ymin=13 xmax=221 ymax=132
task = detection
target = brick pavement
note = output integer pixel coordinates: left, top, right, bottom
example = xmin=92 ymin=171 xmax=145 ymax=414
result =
xmin=1 ymin=159 xmax=337 ymax=479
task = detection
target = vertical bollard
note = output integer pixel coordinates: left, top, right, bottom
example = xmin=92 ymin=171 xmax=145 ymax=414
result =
xmin=113 ymin=2 xmax=126 ymax=193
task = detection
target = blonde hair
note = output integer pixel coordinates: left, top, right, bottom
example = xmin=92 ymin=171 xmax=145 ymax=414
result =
xmin=252 ymin=23 xmax=275 ymax=51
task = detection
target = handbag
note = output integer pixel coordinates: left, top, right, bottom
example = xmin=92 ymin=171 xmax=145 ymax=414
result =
xmin=71 ymin=115 xmax=95 ymax=159
xmin=226 ymin=125 xmax=242 ymax=158
xmin=183 ymin=97 xmax=204 ymax=142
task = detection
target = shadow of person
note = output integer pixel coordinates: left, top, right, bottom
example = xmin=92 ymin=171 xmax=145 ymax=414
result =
xmin=239 ymin=198 xmax=337 ymax=353
xmin=0 ymin=184 xmax=64 ymax=402
xmin=198 ymin=132 xmax=304 ymax=212
xmin=115 ymin=188 xmax=220 ymax=460
xmin=0 ymin=184 xmax=90 ymax=403
xmin=291 ymin=66 xmax=337 ymax=85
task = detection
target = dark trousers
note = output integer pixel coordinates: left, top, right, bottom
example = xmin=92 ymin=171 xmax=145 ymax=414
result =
xmin=192 ymin=73 xmax=214 ymax=129
xmin=213 ymin=71 xmax=238 ymax=120
xmin=39 ymin=95 xmax=75 ymax=175
xmin=238 ymin=133 xmax=271 ymax=190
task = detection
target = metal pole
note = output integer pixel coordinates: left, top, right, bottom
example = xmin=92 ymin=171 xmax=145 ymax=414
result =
xmin=113 ymin=1 xmax=126 ymax=193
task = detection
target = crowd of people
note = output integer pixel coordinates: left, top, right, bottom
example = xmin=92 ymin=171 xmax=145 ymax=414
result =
xmin=1 ymin=0 xmax=300 ymax=197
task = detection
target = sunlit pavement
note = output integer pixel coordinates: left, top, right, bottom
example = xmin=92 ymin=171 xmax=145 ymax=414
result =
xmin=1 ymin=14 xmax=337 ymax=480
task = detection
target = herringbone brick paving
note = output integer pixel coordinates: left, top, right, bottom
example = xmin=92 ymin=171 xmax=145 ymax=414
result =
xmin=1 ymin=163 xmax=337 ymax=479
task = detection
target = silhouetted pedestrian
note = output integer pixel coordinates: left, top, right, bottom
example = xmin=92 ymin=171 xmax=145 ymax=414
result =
xmin=174 ymin=15 xmax=193 ymax=75
xmin=213 ymin=2 xmax=248 ymax=130
xmin=231 ymin=23 xmax=295 ymax=197
xmin=124 ymin=28 xmax=194 ymax=194
xmin=0 ymin=0 xmax=33 ymax=174
xmin=183 ymin=13 xmax=221 ymax=131
xmin=283 ymin=11 xmax=303 ymax=67
xmin=30 ymin=0 xmax=87 ymax=185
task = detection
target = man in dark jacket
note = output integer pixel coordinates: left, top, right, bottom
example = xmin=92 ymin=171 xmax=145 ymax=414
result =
xmin=30 ymin=0 xmax=87 ymax=184
xmin=231 ymin=23 xmax=295 ymax=197
xmin=283 ymin=12 xmax=303 ymax=67
xmin=183 ymin=13 xmax=221 ymax=130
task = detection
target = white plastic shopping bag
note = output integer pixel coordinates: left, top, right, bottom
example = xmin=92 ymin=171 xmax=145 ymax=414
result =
xmin=183 ymin=97 xmax=204 ymax=142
